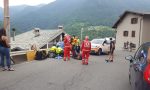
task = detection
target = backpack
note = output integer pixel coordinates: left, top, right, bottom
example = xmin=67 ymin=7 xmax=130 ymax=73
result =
xmin=65 ymin=35 xmax=71 ymax=45
xmin=41 ymin=50 xmax=47 ymax=59
xmin=83 ymin=40 xmax=91 ymax=51
xmin=48 ymin=51 xmax=56 ymax=58
xmin=35 ymin=51 xmax=43 ymax=60
xmin=35 ymin=50 xmax=47 ymax=60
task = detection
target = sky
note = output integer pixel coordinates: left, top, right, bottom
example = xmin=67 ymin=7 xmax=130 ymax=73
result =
xmin=0 ymin=0 xmax=56 ymax=7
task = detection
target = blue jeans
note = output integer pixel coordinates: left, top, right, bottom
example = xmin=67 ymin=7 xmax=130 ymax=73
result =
xmin=0 ymin=45 xmax=11 ymax=68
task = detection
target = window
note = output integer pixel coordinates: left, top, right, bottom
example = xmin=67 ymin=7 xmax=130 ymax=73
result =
xmin=132 ymin=31 xmax=135 ymax=37
xmin=123 ymin=31 xmax=128 ymax=37
xmin=131 ymin=18 xmax=138 ymax=24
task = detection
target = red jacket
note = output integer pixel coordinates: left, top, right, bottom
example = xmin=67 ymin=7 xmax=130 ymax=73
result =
xmin=144 ymin=64 xmax=150 ymax=84
xmin=81 ymin=40 xmax=91 ymax=52
xmin=64 ymin=35 xmax=71 ymax=47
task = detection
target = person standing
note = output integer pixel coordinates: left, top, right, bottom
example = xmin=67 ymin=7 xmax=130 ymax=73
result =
xmin=105 ymin=38 xmax=115 ymax=62
xmin=63 ymin=34 xmax=71 ymax=61
xmin=129 ymin=42 xmax=133 ymax=52
xmin=75 ymin=36 xmax=80 ymax=54
xmin=0 ymin=28 xmax=14 ymax=71
xmin=71 ymin=35 xmax=76 ymax=58
xmin=81 ymin=36 xmax=91 ymax=65
xmin=126 ymin=41 xmax=129 ymax=49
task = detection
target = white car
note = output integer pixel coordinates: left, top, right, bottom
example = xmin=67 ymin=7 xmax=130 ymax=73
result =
xmin=90 ymin=38 xmax=111 ymax=55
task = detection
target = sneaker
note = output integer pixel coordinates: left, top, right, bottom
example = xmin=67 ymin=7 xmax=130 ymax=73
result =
xmin=63 ymin=58 xmax=66 ymax=61
xmin=85 ymin=62 xmax=88 ymax=65
xmin=7 ymin=68 xmax=15 ymax=71
xmin=105 ymin=59 xmax=109 ymax=62
xmin=82 ymin=60 xmax=85 ymax=65
xmin=110 ymin=60 xmax=113 ymax=62
xmin=2 ymin=68 xmax=7 ymax=71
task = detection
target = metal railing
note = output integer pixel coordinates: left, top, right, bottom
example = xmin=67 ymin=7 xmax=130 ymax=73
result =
xmin=10 ymin=42 xmax=55 ymax=56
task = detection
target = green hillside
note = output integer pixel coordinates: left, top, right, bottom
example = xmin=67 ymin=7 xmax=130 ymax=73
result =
xmin=64 ymin=21 xmax=115 ymax=40
xmin=1 ymin=0 xmax=150 ymax=38
xmin=5 ymin=0 xmax=150 ymax=33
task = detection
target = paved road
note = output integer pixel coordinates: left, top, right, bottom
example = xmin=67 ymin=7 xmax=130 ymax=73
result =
xmin=0 ymin=51 xmax=133 ymax=90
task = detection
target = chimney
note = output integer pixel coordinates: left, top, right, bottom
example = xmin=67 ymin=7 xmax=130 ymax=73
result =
xmin=33 ymin=28 xmax=40 ymax=37
xmin=12 ymin=28 xmax=16 ymax=41
xmin=58 ymin=25 xmax=63 ymax=30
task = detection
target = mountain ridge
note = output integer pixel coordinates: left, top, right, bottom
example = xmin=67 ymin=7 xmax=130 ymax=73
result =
xmin=1 ymin=0 xmax=150 ymax=32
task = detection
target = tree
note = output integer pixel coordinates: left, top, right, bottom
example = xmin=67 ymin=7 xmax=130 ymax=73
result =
xmin=64 ymin=21 xmax=115 ymax=40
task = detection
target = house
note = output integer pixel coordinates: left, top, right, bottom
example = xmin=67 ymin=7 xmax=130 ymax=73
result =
xmin=113 ymin=11 xmax=150 ymax=50
xmin=10 ymin=27 xmax=65 ymax=63
xmin=11 ymin=27 xmax=65 ymax=50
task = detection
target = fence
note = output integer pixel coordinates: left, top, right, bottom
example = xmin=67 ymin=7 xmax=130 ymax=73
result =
xmin=10 ymin=42 xmax=55 ymax=56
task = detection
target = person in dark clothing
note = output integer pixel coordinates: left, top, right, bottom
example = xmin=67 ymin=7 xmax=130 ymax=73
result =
xmin=105 ymin=38 xmax=115 ymax=62
xmin=71 ymin=35 xmax=76 ymax=58
xmin=126 ymin=41 xmax=129 ymax=49
xmin=129 ymin=42 xmax=133 ymax=52
xmin=0 ymin=28 xmax=14 ymax=71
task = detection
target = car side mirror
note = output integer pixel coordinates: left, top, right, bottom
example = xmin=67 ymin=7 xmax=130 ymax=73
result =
xmin=125 ymin=55 xmax=134 ymax=62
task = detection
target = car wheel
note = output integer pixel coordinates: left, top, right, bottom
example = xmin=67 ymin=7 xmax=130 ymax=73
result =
xmin=97 ymin=48 xmax=102 ymax=56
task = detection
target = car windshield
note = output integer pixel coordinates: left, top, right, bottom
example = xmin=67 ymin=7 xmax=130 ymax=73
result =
xmin=91 ymin=39 xmax=104 ymax=44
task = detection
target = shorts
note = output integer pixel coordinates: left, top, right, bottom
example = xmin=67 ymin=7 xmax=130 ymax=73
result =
xmin=110 ymin=48 xmax=115 ymax=55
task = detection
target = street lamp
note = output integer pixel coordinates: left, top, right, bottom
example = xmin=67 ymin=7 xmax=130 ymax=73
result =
xmin=12 ymin=28 xmax=16 ymax=41
xmin=81 ymin=27 xmax=95 ymax=41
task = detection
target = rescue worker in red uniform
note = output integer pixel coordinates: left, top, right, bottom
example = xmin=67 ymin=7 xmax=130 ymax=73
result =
xmin=63 ymin=34 xmax=71 ymax=61
xmin=81 ymin=36 xmax=91 ymax=65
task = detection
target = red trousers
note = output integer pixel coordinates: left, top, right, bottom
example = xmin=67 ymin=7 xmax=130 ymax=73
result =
xmin=82 ymin=51 xmax=90 ymax=63
xmin=64 ymin=47 xmax=71 ymax=60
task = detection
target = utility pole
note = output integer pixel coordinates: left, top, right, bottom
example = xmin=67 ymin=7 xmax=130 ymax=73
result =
xmin=81 ymin=28 xmax=83 ymax=41
xmin=3 ymin=0 xmax=10 ymax=41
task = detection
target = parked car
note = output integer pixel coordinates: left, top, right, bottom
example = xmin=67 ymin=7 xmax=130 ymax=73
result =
xmin=90 ymin=38 xmax=110 ymax=55
xmin=125 ymin=42 xmax=150 ymax=90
